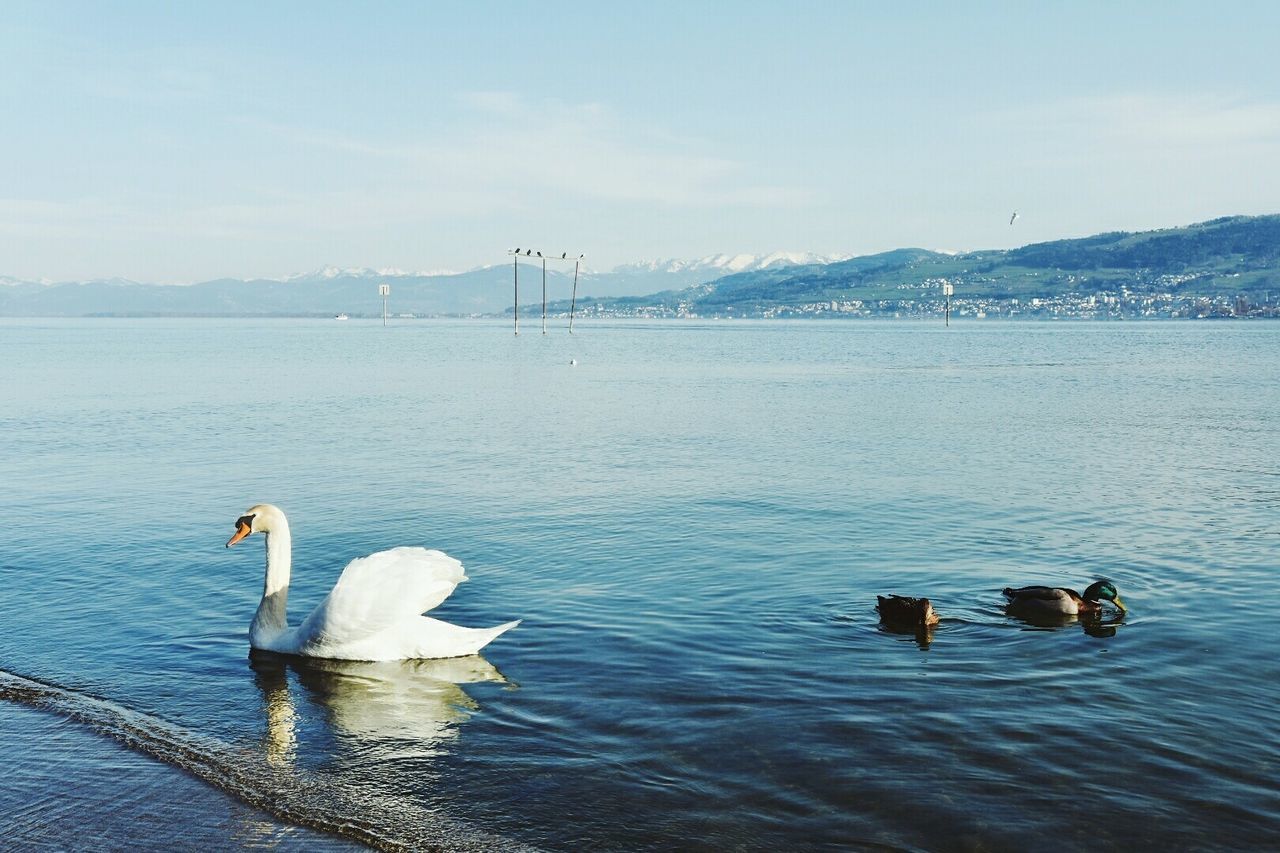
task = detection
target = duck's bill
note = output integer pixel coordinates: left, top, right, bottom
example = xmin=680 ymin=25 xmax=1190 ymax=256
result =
xmin=1111 ymin=595 xmax=1128 ymax=614
xmin=226 ymin=522 xmax=251 ymax=548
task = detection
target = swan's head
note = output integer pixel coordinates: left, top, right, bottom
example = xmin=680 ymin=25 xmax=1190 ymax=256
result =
xmin=226 ymin=504 xmax=284 ymax=547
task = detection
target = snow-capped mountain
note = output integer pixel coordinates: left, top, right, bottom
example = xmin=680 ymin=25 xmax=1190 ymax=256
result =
xmin=613 ymin=252 xmax=851 ymax=276
xmin=0 ymin=252 xmax=854 ymax=315
xmin=0 ymin=275 xmax=139 ymax=287
xmin=283 ymin=265 xmax=460 ymax=281
xmin=580 ymin=252 xmax=852 ymax=296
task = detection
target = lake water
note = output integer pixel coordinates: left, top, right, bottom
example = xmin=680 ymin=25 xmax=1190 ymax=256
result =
xmin=1 ymin=318 xmax=1277 ymax=851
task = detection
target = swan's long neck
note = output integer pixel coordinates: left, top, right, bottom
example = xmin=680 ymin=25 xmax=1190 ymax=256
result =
xmin=251 ymin=518 xmax=292 ymax=646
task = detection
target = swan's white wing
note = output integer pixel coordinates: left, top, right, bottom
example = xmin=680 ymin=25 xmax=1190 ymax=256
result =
xmin=336 ymin=616 xmax=522 ymax=662
xmin=293 ymin=547 xmax=466 ymax=656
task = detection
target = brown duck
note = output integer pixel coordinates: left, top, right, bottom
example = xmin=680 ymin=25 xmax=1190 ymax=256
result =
xmin=876 ymin=595 xmax=940 ymax=633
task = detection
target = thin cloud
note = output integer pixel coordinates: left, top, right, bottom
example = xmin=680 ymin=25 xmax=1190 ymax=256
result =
xmin=246 ymin=93 xmax=812 ymax=209
xmin=991 ymin=93 xmax=1280 ymax=151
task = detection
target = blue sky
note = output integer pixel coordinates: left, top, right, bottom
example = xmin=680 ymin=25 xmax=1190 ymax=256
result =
xmin=3 ymin=1 xmax=1279 ymax=282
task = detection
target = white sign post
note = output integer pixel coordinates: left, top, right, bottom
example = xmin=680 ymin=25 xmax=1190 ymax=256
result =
xmin=942 ymin=282 xmax=954 ymax=327
xmin=379 ymin=283 xmax=391 ymax=327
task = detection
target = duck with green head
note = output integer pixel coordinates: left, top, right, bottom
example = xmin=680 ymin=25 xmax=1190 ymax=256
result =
xmin=1002 ymin=580 xmax=1127 ymax=616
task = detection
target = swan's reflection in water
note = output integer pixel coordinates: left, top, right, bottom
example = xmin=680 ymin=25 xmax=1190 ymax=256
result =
xmin=250 ymin=652 xmax=508 ymax=766
xmin=1004 ymin=608 xmax=1126 ymax=638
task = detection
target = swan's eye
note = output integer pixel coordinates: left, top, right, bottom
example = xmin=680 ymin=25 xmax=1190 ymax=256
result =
xmin=236 ymin=514 xmax=256 ymax=530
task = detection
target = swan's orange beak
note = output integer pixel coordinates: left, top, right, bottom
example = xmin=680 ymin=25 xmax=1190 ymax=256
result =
xmin=226 ymin=522 xmax=251 ymax=548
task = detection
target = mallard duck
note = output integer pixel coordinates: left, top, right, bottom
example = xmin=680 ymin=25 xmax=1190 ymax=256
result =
xmin=876 ymin=595 xmax=940 ymax=632
xmin=1002 ymin=580 xmax=1127 ymax=616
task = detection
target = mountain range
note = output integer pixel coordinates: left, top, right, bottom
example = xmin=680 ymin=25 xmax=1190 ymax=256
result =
xmin=2 ymin=217 xmax=1278 ymax=317
xmin=0 ymin=252 xmax=846 ymax=317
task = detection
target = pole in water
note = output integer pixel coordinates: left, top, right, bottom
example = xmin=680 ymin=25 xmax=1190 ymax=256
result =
xmin=541 ymin=257 xmax=547 ymax=335
xmin=942 ymin=282 xmax=953 ymax=327
xmin=569 ymin=259 xmax=580 ymax=333
xmin=379 ymin=283 xmax=391 ymax=327
xmin=513 ymin=254 xmax=519 ymax=336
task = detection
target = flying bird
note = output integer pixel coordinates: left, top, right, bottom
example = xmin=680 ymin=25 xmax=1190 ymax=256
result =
xmin=1010 ymin=211 xmax=1019 ymax=226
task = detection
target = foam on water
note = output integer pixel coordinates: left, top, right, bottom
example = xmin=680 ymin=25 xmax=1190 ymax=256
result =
xmin=0 ymin=668 xmax=529 ymax=852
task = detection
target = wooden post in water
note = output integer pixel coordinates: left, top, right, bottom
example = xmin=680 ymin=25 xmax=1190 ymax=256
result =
xmin=569 ymin=258 xmax=580 ymax=333
xmin=508 ymin=248 xmax=583 ymax=335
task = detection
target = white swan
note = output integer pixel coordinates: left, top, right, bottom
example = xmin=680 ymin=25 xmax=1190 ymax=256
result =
xmin=225 ymin=504 xmax=519 ymax=661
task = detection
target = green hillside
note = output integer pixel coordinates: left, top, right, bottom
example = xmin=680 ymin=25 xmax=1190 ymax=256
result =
xmin=559 ymin=215 xmax=1280 ymax=319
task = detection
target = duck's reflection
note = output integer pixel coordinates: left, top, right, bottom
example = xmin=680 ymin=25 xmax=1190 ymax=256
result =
xmin=1004 ymin=609 xmax=1125 ymax=638
xmin=877 ymin=622 xmax=937 ymax=649
xmin=249 ymin=651 xmax=508 ymax=764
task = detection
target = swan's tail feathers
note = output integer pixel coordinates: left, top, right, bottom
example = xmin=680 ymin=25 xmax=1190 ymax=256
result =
xmin=488 ymin=619 xmax=521 ymax=640
xmin=461 ymin=619 xmax=521 ymax=655
xmin=407 ymin=616 xmax=520 ymax=660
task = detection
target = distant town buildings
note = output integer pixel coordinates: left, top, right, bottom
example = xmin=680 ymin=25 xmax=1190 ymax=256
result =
xmin=556 ymin=289 xmax=1278 ymax=321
